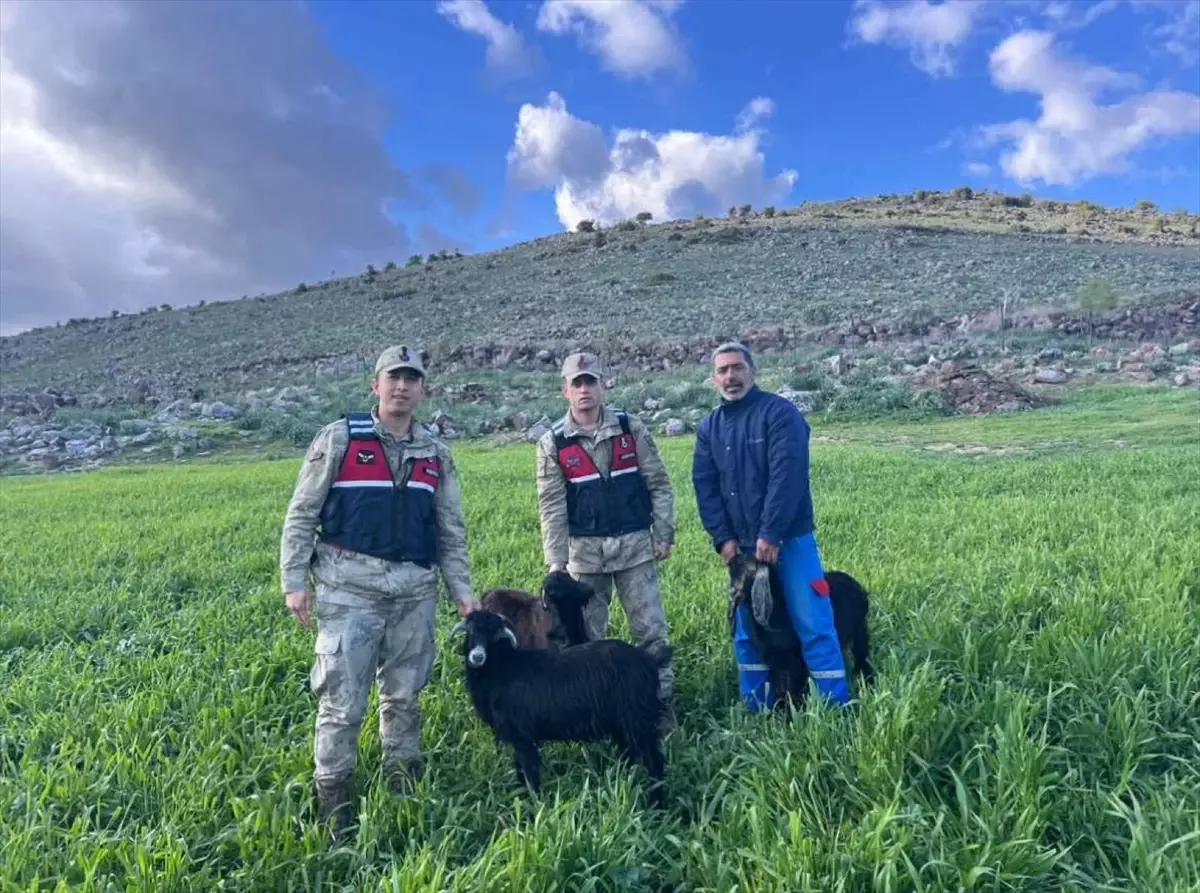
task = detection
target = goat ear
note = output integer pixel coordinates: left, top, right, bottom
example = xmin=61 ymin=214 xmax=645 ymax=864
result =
xmin=450 ymin=619 xmax=468 ymax=638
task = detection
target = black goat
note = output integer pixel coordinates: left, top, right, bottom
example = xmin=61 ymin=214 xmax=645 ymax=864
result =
xmin=451 ymin=609 xmax=670 ymax=807
xmin=541 ymin=570 xmax=595 ymax=647
xmin=478 ymin=571 xmax=595 ymax=651
xmin=728 ymin=553 xmax=875 ymax=711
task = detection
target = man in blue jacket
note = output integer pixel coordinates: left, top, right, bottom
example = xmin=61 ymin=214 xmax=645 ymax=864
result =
xmin=691 ymin=341 xmax=850 ymax=709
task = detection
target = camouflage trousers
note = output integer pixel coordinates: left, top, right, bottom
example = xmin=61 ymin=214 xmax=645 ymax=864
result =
xmin=309 ymin=590 xmax=437 ymax=787
xmin=567 ymin=560 xmax=674 ymax=703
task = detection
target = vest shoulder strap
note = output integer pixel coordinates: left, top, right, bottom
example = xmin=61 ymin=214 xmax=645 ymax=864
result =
xmin=614 ymin=410 xmax=632 ymax=436
xmin=552 ymin=419 xmax=570 ymax=451
xmin=344 ymin=411 xmax=378 ymax=441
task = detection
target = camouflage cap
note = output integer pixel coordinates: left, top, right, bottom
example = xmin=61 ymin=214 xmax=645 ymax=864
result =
xmin=561 ymin=351 xmax=604 ymax=380
xmin=375 ymin=344 xmax=426 ymax=376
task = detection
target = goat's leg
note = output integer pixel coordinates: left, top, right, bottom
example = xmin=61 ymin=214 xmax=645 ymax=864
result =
xmin=853 ymin=629 xmax=876 ymax=687
xmin=511 ymin=739 xmax=541 ymax=793
xmin=615 ymin=723 xmax=667 ymax=809
xmin=636 ymin=738 xmax=667 ymax=809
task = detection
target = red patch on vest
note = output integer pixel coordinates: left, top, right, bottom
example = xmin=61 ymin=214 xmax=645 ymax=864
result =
xmin=558 ymin=442 xmax=600 ymax=481
xmin=610 ymin=433 xmax=639 ymax=471
xmin=334 ymin=440 xmax=391 ymax=483
xmin=811 ymin=577 xmax=831 ymax=598
xmin=408 ymin=456 xmax=441 ymax=490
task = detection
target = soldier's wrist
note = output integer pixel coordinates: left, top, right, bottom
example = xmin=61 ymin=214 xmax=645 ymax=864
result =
xmin=282 ymin=573 xmax=310 ymax=593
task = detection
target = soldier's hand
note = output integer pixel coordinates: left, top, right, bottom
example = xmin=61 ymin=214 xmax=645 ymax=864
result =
xmin=548 ymin=563 xmax=567 ymax=574
xmin=654 ymin=542 xmax=672 ymax=561
xmin=719 ymin=540 xmax=739 ymax=565
xmin=755 ymin=538 xmax=780 ymax=565
xmin=457 ymin=597 xmax=481 ymax=618
xmin=286 ymin=590 xmax=313 ymax=628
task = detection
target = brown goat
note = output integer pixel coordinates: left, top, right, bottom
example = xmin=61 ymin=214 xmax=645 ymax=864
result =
xmin=479 ymin=588 xmax=551 ymax=650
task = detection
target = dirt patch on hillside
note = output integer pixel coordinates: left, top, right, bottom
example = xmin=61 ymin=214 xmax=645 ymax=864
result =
xmin=913 ymin=360 xmax=1052 ymax=415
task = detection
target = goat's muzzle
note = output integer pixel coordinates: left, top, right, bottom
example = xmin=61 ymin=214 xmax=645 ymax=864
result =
xmin=468 ymin=645 xmax=487 ymax=667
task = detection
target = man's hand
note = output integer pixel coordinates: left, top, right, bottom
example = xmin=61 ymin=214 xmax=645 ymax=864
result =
xmin=457 ymin=597 xmax=481 ymax=618
xmin=286 ymin=590 xmax=313 ymax=628
xmin=548 ymin=563 xmax=567 ymax=574
xmin=755 ymin=538 xmax=780 ymax=565
xmin=719 ymin=540 xmax=739 ymax=565
xmin=654 ymin=542 xmax=672 ymax=561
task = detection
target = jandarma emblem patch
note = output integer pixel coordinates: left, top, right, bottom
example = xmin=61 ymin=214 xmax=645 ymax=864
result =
xmin=356 ymin=449 xmax=376 ymax=464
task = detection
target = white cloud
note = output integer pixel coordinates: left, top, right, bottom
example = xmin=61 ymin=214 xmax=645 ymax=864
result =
xmin=506 ymin=92 xmax=797 ymax=230
xmin=736 ymin=97 xmax=775 ymax=133
xmin=1038 ymin=0 xmax=1120 ymax=30
xmin=536 ymin=0 xmax=687 ymax=78
xmin=1147 ymin=0 xmax=1200 ymax=66
xmin=506 ymin=91 xmax=610 ymax=189
xmin=848 ymin=0 xmax=986 ymax=76
xmin=0 ymin=0 xmax=433 ymax=334
xmin=977 ymin=30 xmax=1200 ymax=186
xmin=436 ymin=0 xmax=537 ymax=81
xmin=964 ymin=161 xmax=992 ymax=176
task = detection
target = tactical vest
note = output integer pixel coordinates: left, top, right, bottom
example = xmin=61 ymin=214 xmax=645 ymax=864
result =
xmin=318 ymin=412 xmax=440 ymax=566
xmin=553 ymin=411 xmax=653 ymax=538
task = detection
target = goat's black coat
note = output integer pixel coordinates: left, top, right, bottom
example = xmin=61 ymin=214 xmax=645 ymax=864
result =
xmin=728 ymin=553 xmax=876 ymax=711
xmin=453 ymin=610 xmax=670 ymax=807
xmin=541 ymin=570 xmax=595 ymax=647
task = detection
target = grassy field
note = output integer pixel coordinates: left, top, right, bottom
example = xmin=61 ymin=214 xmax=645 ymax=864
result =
xmin=1 ymin=387 xmax=1198 ymax=891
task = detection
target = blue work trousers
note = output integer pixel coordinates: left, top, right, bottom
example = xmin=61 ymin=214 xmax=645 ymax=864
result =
xmin=732 ymin=533 xmax=850 ymax=709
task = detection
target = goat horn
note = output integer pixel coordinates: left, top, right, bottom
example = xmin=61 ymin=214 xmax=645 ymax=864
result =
xmin=450 ymin=619 xmax=467 ymax=638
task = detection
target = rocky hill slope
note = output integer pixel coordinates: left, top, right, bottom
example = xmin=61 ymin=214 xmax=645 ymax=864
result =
xmin=2 ymin=189 xmax=1199 ymax=475
xmin=3 ymin=189 xmax=1198 ymax=398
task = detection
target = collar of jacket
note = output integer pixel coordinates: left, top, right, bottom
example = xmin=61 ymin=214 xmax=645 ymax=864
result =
xmin=718 ymin=384 xmax=764 ymax=411
xmin=371 ymin=407 xmax=432 ymax=447
xmin=559 ymin=406 xmax=622 ymax=440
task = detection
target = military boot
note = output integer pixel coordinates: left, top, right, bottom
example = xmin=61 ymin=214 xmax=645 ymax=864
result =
xmin=384 ymin=757 xmax=423 ymax=796
xmin=316 ymin=778 xmax=356 ymax=843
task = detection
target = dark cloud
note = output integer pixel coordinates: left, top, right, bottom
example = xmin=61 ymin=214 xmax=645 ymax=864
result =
xmin=417 ymin=223 xmax=467 ymax=255
xmin=419 ymin=164 xmax=482 ymax=217
xmin=0 ymin=0 xmax=418 ymax=333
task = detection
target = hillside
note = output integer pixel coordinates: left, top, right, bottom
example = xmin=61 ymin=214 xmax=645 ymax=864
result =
xmin=3 ymin=189 xmax=1198 ymax=398
xmin=2 ymin=189 xmax=1199 ymax=475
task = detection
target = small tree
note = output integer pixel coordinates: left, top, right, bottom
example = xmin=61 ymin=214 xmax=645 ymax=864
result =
xmin=1078 ymin=277 xmax=1119 ymax=347
xmin=384 ymin=260 xmax=397 ymax=272
xmin=576 ymin=219 xmax=595 ymax=233
xmin=406 ymin=254 xmax=423 ymax=267
xmin=635 ymin=211 xmax=653 ymax=224
xmin=763 ymin=206 xmax=775 ymax=218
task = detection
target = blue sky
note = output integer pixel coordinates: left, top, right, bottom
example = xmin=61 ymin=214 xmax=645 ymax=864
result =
xmin=0 ymin=0 xmax=1197 ymax=333
xmin=308 ymin=0 xmax=1200 ymax=254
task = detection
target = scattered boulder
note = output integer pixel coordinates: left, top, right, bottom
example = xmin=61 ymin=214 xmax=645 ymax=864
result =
xmin=663 ymin=418 xmax=687 ymax=436
xmin=1034 ymin=368 xmax=1069 ymax=384
xmin=202 ymin=401 xmax=239 ymax=420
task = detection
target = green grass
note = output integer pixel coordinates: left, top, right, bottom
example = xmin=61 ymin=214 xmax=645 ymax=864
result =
xmin=2 ymin=390 xmax=1198 ymax=891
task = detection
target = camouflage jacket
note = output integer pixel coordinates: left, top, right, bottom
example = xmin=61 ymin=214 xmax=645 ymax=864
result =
xmin=535 ymin=407 xmax=676 ymax=575
xmin=280 ymin=410 xmax=473 ymax=605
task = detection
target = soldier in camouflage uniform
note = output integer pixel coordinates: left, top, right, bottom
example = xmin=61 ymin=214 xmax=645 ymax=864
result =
xmin=280 ymin=345 xmax=479 ymax=838
xmin=535 ymin=352 xmax=678 ymax=727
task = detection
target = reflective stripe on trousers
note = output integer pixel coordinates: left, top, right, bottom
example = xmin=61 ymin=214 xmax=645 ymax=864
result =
xmin=731 ymin=533 xmax=850 ymax=710
xmin=733 ymin=600 xmax=776 ymax=711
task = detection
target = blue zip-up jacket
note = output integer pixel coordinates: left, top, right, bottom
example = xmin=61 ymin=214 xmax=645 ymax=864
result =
xmin=691 ymin=385 xmax=815 ymax=554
